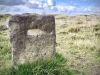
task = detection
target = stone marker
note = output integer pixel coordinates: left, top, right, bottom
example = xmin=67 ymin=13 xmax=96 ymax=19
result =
xmin=8 ymin=14 xmax=56 ymax=65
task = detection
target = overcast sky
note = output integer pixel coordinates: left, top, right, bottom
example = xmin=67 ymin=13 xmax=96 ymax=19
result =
xmin=0 ymin=0 xmax=100 ymax=15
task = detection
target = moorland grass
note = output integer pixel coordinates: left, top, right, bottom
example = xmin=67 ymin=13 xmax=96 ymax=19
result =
xmin=0 ymin=14 xmax=100 ymax=75
xmin=56 ymin=14 xmax=100 ymax=75
xmin=0 ymin=53 xmax=85 ymax=75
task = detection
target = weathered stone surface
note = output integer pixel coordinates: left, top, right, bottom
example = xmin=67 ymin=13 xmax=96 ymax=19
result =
xmin=8 ymin=14 xmax=56 ymax=65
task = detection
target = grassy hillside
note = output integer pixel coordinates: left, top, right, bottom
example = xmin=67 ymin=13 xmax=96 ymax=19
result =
xmin=55 ymin=14 xmax=100 ymax=75
xmin=0 ymin=14 xmax=100 ymax=75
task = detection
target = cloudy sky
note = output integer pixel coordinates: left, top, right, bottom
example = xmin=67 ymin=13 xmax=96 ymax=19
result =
xmin=0 ymin=0 xmax=100 ymax=15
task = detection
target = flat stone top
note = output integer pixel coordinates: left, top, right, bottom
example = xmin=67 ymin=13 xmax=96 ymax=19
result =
xmin=9 ymin=15 xmax=55 ymax=33
xmin=9 ymin=15 xmax=54 ymax=22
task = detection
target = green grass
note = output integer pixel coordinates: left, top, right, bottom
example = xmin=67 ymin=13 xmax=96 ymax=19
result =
xmin=0 ymin=15 xmax=12 ymax=74
xmin=0 ymin=14 xmax=10 ymax=26
xmin=0 ymin=15 xmax=85 ymax=75
xmin=0 ymin=14 xmax=100 ymax=75
xmin=0 ymin=53 xmax=85 ymax=75
xmin=56 ymin=14 xmax=100 ymax=75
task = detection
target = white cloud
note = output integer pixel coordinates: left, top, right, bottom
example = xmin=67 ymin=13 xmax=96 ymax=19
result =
xmin=50 ymin=6 xmax=58 ymax=11
xmin=26 ymin=0 xmax=56 ymax=9
xmin=0 ymin=0 xmax=77 ymax=14
xmin=0 ymin=0 xmax=99 ymax=15
xmin=47 ymin=0 xmax=56 ymax=6
xmin=56 ymin=5 xmax=76 ymax=12
xmin=26 ymin=0 xmax=43 ymax=9
xmin=75 ymin=6 xmax=92 ymax=12
xmin=56 ymin=6 xmax=66 ymax=12
xmin=43 ymin=3 xmax=49 ymax=8
xmin=92 ymin=7 xmax=100 ymax=13
xmin=83 ymin=8 xmax=91 ymax=12
xmin=0 ymin=5 xmax=51 ymax=14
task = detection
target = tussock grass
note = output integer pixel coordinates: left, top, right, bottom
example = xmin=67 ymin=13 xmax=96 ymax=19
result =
xmin=0 ymin=14 xmax=10 ymax=26
xmin=68 ymin=26 xmax=80 ymax=33
xmin=0 ymin=25 xmax=7 ymax=31
xmin=0 ymin=21 xmax=12 ymax=72
xmin=55 ymin=14 xmax=100 ymax=75
xmin=0 ymin=14 xmax=100 ymax=75
xmin=0 ymin=53 xmax=85 ymax=75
